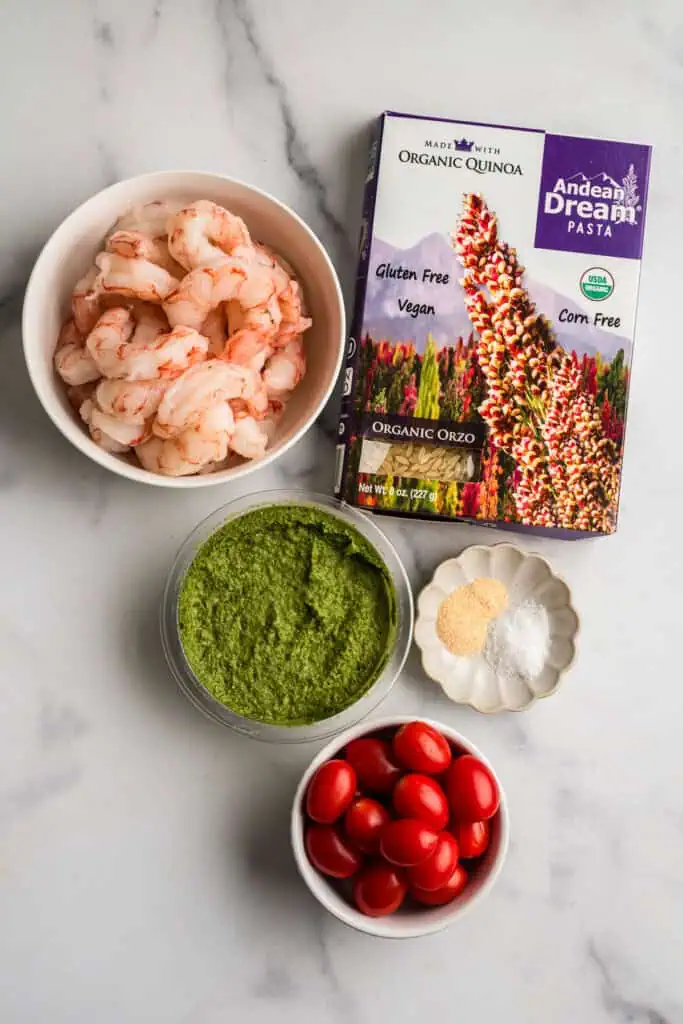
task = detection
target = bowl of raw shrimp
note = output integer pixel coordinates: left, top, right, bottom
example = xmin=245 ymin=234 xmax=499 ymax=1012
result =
xmin=22 ymin=171 xmax=345 ymax=486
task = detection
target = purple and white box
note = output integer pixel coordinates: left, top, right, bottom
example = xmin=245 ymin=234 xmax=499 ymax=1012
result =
xmin=336 ymin=111 xmax=651 ymax=537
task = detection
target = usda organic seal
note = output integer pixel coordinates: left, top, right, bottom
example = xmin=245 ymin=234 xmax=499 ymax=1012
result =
xmin=580 ymin=267 xmax=615 ymax=301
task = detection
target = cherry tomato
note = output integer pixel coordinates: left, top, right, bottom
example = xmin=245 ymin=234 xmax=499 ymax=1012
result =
xmin=305 ymin=824 xmax=362 ymax=878
xmin=447 ymin=755 xmax=500 ymax=822
xmin=306 ymin=760 xmax=357 ymax=824
xmin=344 ymin=797 xmax=390 ymax=853
xmin=410 ymin=862 xmax=468 ymax=906
xmin=345 ymin=737 xmax=402 ymax=793
xmin=393 ymin=773 xmax=449 ymax=830
xmin=407 ymin=832 xmax=459 ymax=892
xmin=392 ymin=721 xmax=452 ymax=775
xmin=380 ymin=819 xmax=439 ymax=867
xmin=353 ymin=863 xmax=408 ymax=917
xmin=454 ymin=819 xmax=490 ymax=859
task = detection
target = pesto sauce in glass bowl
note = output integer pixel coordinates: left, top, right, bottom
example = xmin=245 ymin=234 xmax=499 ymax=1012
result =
xmin=178 ymin=504 xmax=397 ymax=726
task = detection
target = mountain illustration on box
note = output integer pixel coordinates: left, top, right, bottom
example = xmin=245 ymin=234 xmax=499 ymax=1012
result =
xmin=567 ymin=171 xmax=621 ymax=190
xmin=364 ymin=233 xmax=631 ymax=362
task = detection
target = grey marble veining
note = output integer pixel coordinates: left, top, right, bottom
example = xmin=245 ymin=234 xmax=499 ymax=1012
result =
xmin=0 ymin=1 xmax=682 ymax=1022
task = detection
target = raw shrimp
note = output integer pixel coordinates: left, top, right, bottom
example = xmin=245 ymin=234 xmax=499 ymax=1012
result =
xmin=163 ymin=259 xmax=250 ymax=330
xmin=262 ymin=337 xmax=306 ymax=396
xmin=106 ymin=230 xmax=184 ymax=278
xmin=274 ymin=280 xmax=312 ymax=347
xmin=72 ymin=267 xmax=103 ymax=335
xmin=54 ymin=319 xmax=100 ymax=386
xmin=86 ymin=308 xmax=208 ymax=380
xmin=200 ymin=305 xmax=228 ymax=356
xmin=95 ymin=378 xmax=168 ymax=424
xmin=228 ymin=413 xmax=268 ymax=460
xmin=167 ymin=200 xmax=252 ymax=271
xmin=154 ymin=359 xmax=260 ymax=438
xmin=80 ymin=398 xmax=130 ymax=454
xmin=95 ymin=251 xmax=180 ymax=303
xmin=137 ymin=402 xmax=235 ymax=477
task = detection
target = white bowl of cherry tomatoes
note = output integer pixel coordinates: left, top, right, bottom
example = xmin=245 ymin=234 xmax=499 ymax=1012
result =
xmin=291 ymin=716 xmax=509 ymax=938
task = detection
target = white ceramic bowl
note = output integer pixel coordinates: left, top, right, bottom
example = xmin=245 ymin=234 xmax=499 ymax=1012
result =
xmin=415 ymin=543 xmax=579 ymax=713
xmin=22 ymin=170 xmax=345 ymax=487
xmin=291 ymin=715 xmax=509 ymax=938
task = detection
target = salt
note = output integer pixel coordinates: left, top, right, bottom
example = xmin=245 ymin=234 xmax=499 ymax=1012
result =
xmin=483 ymin=599 xmax=550 ymax=682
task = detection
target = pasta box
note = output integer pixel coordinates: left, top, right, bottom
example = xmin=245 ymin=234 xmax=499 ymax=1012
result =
xmin=335 ymin=111 xmax=651 ymax=537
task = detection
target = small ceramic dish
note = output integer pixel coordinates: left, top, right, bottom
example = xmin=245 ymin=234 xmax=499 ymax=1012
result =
xmin=291 ymin=715 xmax=509 ymax=938
xmin=414 ymin=543 xmax=579 ymax=713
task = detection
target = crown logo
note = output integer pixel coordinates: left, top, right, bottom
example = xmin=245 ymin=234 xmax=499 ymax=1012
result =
xmin=455 ymin=138 xmax=474 ymax=152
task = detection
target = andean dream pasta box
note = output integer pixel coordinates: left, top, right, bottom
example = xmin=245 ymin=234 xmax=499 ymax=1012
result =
xmin=335 ymin=111 xmax=651 ymax=537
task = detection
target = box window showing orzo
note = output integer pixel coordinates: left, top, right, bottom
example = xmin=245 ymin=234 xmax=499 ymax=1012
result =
xmin=336 ymin=112 xmax=651 ymax=537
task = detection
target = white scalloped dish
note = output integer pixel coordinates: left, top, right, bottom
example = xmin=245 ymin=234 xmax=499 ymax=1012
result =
xmin=415 ymin=544 xmax=579 ymax=713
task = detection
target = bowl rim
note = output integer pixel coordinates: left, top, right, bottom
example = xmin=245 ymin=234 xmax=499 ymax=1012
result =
xmin=160 ymin=489 xmax=415 ymax=743
xmin=21 ymin=169 xmax=346 ymax=488
xmin=291 ymin=714 xmax=510 ymax=938
xmin=414 ymin=542 xmax=580 ymax=714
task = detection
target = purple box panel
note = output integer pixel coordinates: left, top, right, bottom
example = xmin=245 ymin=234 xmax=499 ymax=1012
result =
xmin=535 ymin=134 xmax=651 ymax=260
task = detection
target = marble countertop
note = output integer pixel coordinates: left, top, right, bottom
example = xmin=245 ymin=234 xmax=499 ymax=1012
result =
xmin=1 ymin=2 xmax=682 ymax=1021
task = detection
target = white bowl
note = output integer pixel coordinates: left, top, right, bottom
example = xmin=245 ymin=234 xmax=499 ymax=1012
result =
xmin=291 ymin=715 xmax=509 ymax=938
xmin=415 ymin=543 xmax=579 ymax=713
xmin=22 ymin=171 xmax=345 ymax=487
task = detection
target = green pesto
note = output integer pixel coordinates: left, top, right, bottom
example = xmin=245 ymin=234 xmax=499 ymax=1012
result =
xmin=177 ymin=505 xmax=397 ymax=725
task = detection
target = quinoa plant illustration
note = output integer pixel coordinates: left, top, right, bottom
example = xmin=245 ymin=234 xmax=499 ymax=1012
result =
xmin=452 ymin=192 xmax=621 ymax=532
xmin=622 ymin=163 xmax=639 ymax=212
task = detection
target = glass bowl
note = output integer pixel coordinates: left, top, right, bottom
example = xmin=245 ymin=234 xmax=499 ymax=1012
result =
xmin=160 ymin=489 xmax=414 ymax=743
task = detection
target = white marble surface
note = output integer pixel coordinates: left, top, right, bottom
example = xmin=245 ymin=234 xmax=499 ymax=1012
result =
xmin=1 ymin=1 xmax=682 ymax=1021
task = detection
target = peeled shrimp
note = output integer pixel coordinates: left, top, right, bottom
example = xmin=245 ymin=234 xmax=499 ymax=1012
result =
xmin=229 ymin=413 xmax=268 ymax=460
xmin=54 ymin=319 xmax=100 ymax=386
xmin=85 ymin=307 xmax=135 ymax=376
xmin=200 ymin=305 xmax=228 ymax=356
xmin=106 ymin=230 xmax=184 ymax=278
xmin=253 ymin=243 xmax=292 ymax=295
xmin=72 ymin=268 xmax=103 ymax=335
xmin=137 ymin=402 xmax=235 ymax=477
xmin=274 ymin=280 xmax=312 ymax=347
xmin=224 ymin=332 xmax=272 ymax=373
xmin=90 ymin=406 xmax=149 ymax=447
xmin=163 ymin=259 xmax=250 ymax=330
xmin=263 ymin=337 xmax=306 ymax=396
xmin=95 ymin=251 xmax=180 ymax=304
xmin=224 ymin=296 xmax=281 ymax=369
xmin=95 ymin=378 xmax=168 ymax=424
xmin=111 ymin=200 xmax=182 ymax=240
xmin=164 ymin=242 xmax=289 ymax=332
xmin=153 ymin=359 xmax=260 ymax=438
xmin=167 ymin=200 xmax=252 ymax=271
xmin=80 ymin=398 xmax=130 ymax=454
xmin=86 ymin=307 xmax=208 ymax=380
